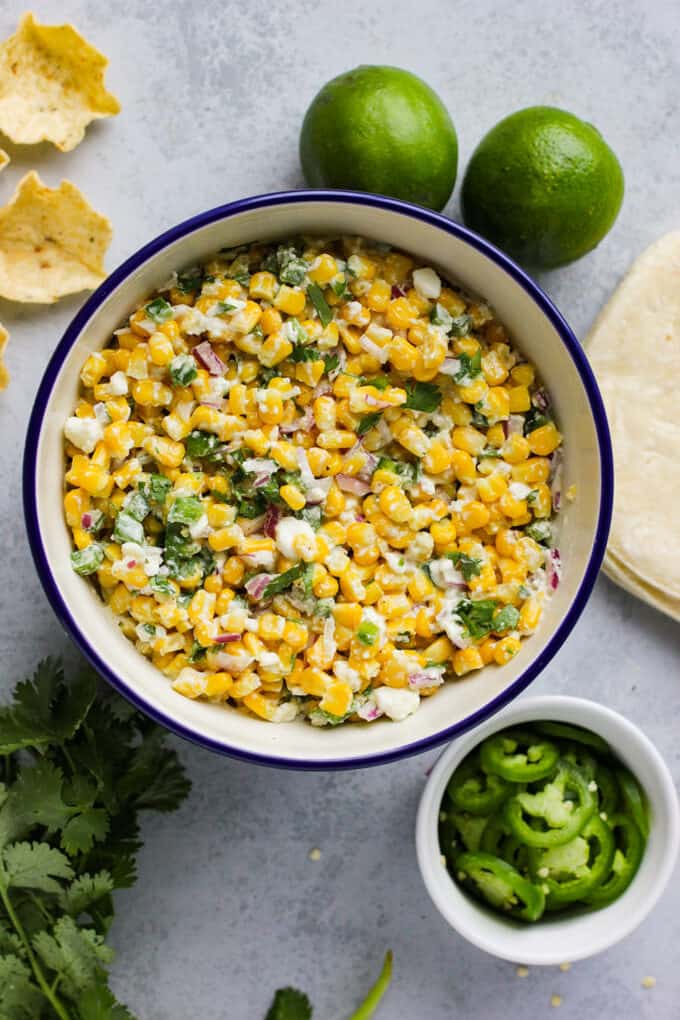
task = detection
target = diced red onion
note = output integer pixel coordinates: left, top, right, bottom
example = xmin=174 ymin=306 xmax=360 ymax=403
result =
xmin=244 ymin=573 xmax=273 ymax=599
xmin=408 ymin=669 xmax=445 ymax=690
xmin=280 ymin=407 xmax=313 ymax=433
xmin=364 ymin=394 xmax=390 ymax=409
xmin=253 ymin=467 xmax=277 ymax=489
xmin=532 ymin=387 xmax=551 ymax=413
xmin=193 ymin=341 xmax=226 ymax=376
xmin=126 ymin=560 xmax=137 ymax=569
xmin=356 ymin=449 xmax=379 ymax=481
xmin=214 ymin=633 xmax=241 ymax=644
xmin=263 ymin=505 xmax=281 ymax=538
xmin=547 ymin=548 xmax=562 ymax=590
xmin=336 ymin=474 xmax=370 ymax=496
xmin=200 ymin=399 xmax=225 ymax=409
xmin=501 ymin=420 xmax=510 ymax=439
xmin=359 ymin=336 xmax=389 ymax=364
xmin=439 ymin=358 xmax=462 ymax=377
xmin=357 ymin=700 xmax=383 ymax=721
xmin=81 ymin=512 xmax=93 ymax=529
xmin=355 ymin=513 xmax=365 ymax=522
xmin=391 ymin=284 xmax=406 ymax=298
xmin=312 ymin=380 xmax=331 ymax=398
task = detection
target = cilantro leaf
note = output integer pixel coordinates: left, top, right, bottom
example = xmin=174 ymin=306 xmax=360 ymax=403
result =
xmin=61 ymin=810 xmax=110 ymax=857
xmin=145 ymin=297 xmax=173 ymax=324
xmin=447 ymin=552 xmax=483 ymax=582
xmin=357 ymin=412 xmax=381 ymax=436
xmin=60 ymin=872 xmax=115 ymax=919
xmin=0 ymin=842 xmax=74 ymax=895
xmin=76 ymin=979 xmax=138 ymax=1019
xmin=265 ymin=987 xmax=313 ymax=1020
xmin=290 ymin=344 xmax=322 ymax=363
xmin=523 ymin=408 xmax=550 ymax=435
xmin=322 ymin=353 xmax=339 ymax=374
xmin=116 ymin=730 xmax=191 ymax=814
xmin=0 ymin=660 xmax=95 ymax=754
xmin=493 ymin=605 xmax=520 ymax=632
xmin=404 ymin=381 xmax=441 ymax=413
xmin=454 ymin=599 xmax=499 ymax=640
xmin=0 ymin=953 xmax=45 ymax=1017
xmin=307 ymin=282 xmax=333 ymax=327
xmin=33 ymin=915 xmax=113 ymax=1000
xmin=449 ymin=314 xmax=472 ymax=337
xmin=10 ymin=760 xmax=74 ymax=836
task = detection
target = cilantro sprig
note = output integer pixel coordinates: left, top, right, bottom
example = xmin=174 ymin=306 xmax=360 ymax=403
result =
xmin=0 ymin=658 xmax=190 ymax=1019
xmin=265 ymin=950 xmax=392 ymax=1020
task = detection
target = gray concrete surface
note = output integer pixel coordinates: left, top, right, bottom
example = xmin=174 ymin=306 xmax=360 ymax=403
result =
xmin=1 ymin=0 xmax=678 ymax=1016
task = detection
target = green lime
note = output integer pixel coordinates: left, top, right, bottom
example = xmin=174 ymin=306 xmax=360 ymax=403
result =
xmin=461 ymin=106 xmax=624 ymax=268
xmin=299 ymin=65 xmax=458 ymax=211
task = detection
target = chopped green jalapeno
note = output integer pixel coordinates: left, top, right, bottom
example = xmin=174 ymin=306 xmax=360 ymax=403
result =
xmin=449 ymin=812 xmax=490 ymax=854
xmin=584 ymin=814 xmax=644 ymax=906
xmin=615 ymin=767 xmax=650 ymax=839
xmin=70 ymin=544 xmax=104 ymax=576
xmin=455 ymin=852 xmax=545 ymax=922
xmin=595 ymin=764 xmax=620 ymax=818
xmin=561 ymin=743 xmax=599 ymax=781
xmin=446 ymin=752 xmax=511 ymax=817
xmin=480 ymin=728 xmax=560 ymax=783
xmin=504 ymin=759 xmax=597 ymax=848
xmin=528 ymin=815 xmax=615 ymax=909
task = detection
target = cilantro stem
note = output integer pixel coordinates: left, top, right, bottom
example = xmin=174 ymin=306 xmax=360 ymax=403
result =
xmin=347 ymin=950 xmax=393 ymax=1020
xmin=0 ymin=884 xmax=72 ymax=1020
xmin=60 ymin=744 xmax=76 ymax=774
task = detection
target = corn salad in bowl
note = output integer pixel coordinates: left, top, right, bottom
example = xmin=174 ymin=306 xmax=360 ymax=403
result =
xmin=63 ymin=236 xmax=563 ymax=727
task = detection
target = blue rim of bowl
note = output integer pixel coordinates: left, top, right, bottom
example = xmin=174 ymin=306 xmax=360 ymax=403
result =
xmin=23 ymin=188 xmax=614 ymax=770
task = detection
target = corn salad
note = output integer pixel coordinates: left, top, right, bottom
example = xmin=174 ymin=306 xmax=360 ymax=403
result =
xmin=63 ymin=237 xmax=563 ymax=726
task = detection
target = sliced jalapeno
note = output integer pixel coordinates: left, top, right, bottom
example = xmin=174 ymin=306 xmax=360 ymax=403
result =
xmin=480 ymin=728 xmax=560 ymax=783
xmin=446 ymin=752 xmax=511 ymax=817
xmin=585 ymin=814 xmax=644 ymax=906
xmin=529 ymin=815 xmax=615 ymax=909
xmin=504 ymin=759 xmax=597 ymax=848
xmin=439 ymin=810 xmax=490 ymax=859
xmin=616 ymin=767 xmax=650 ymax=839
xmin=455 ymin=851 xmax=545 ymax=922
xmin=561 ymin=743 xmax=599 ymax=781
xmin=595 ymin=763 xmax=620 ymax=818
xmin=534 ymin=721 xmax=610 ymax=754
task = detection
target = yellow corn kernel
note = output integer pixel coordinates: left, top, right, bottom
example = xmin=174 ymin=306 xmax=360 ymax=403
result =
xmin=112 ymin=459 xmax=142 ymax=490
xmin=256 ymin=391 xmax=284 ymax=425
xmin=274 ymin=286 xmax=306 ymax=316
xmin=423 ymin=440 xmax=453 ymax=475
xmin=330 ymin=603 xmax=360 ymax=631
xmin=476 ymin=474 xmax=508 ymax=504
xmin=277 ymin=483 xmax=304 ymax=511
xmin=80 ymin=352 xmax=108 ymax=387
xmin=203 ymin=573 xmax=222 ymax=595
xmin=519 ymin=598 xmax=542 ymax=633
xmin=388 ymin=336 xmax=418 ymax=373
xmin=450 ymin=449 xmax=477 ymax=485
xmin=294 ymin=359 xmax=325 ymax=387
xmin=407 ymin=570 xmax=434 ymax=602
xmin=453 ymin=646 xmax=485 ymax=677
xmin=498 ymin=492 xmax=528 ymax=520
xmin=485 ymin=423 xmax=504 ymax=449
xmin=148 ymin=332 xmax=175 ymax=366
xmin=231 ymin=671 xmax=261 ymax=699
xmin=482 ymin=349 xmax=509 ymax=386
xmin=378 ymin=486 xmax=411 ymax=524
xmin=260 ymin=307 xmax=283 ymax=336
xmin=280 ymin=620 xmax=307 ymax=650
xmin=143 ymin=435 xmax=185 ymax=468
xmin=313 ymin=396 xmax=336 ymax=431
xmin=461 ymin=501 xmax=491 ymax=530
xmin=308 ymin=253 xmax=337 ymax=284
xmin=508 ymin=385 xmax=531 ymax=412
xmin=385 ymin=297 xmax=416 ymax=330
xmin=206 ymin=525 xmax=239 ymax=552
xmin=65 ymin=456 xmax=111 ymax=497
xmin=500 ymin=434 xmax=530 ymax=464
xmin=260 ymin=334 xmax=293 ymax=368
xmin=481 ymin=386 xmax=511 ymax=421
xmin=297 ymin=667 xmax=330 ymax=698
xmin=494 ymin=635 xmax=522 ymax=665
xmin=458 ymin=377 xmax=488 ymax=405
xmin=72 ymin=527 xmax=93 ymax=550
xmin=365 ymin=278 xmax=391 ymax=312
xmin=249 ymin=271 xmax=278 ymax=301
xmin=392 ymin=418 xmax=429 ymax=458
xmin=527 ymin=422 xmax=562 ymax=456
xmin=452 ymin=426 xmax=487 ymax=456
xmin=424 ymin=636 xmax=455 ymax=664
xmin=316 ymin=429 xmax=355 ymax=450
xmin=530 ymin=482 xmax=552 ymax=518
xmin=511 ymin=458 xmax=551 ymax=484
xmin=64 ymin=488 xmax=90 ymax=528
xmin=202 ymin=673 xmax=233 ymax=699
xmin=478 ymin=636 xmax=499 ymax=665
xmin=377 ymin=594 xmax=411 ymax=619
xmin=107 ymin=583 xmax=132 ymax=616
xmin=382 ymin=252 xmax=414 ymax=284
xmin=319 ymin=681 xmax=353 ymax=717
xmin=511 ymin=363 xmax=535 ymax=386
xmin=430 ymin=518 xmax=457 ymax=547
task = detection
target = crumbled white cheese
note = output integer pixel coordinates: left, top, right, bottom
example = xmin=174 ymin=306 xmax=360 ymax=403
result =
xmin=274 ymin=517 xmax=315 ymax=561
xmin=189 ymin=514 xmax=211 ymax=540
xmin=374 ymin=687 xmax=420 ymax=721
xmin=109 ymin=370 xmax=129 ymax=396
xmin=64 ymin=416 xmax=103 ymax=454
xmin=429 ymin=558 xmax=465 ymax=590
xmin=412 ymin=267 xmax=441 ymax=299
xmin=509 ymin=481 xmax=532 ymax=500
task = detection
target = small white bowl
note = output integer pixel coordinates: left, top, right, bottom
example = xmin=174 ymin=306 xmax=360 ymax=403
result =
xmin=24 ymin=191 xmax=612 ymax=768
xmin=416 ymin=695 xmax=680 ymax=964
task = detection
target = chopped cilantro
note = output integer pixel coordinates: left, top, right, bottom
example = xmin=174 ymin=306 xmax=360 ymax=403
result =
xmin=212 ymin=300 xmax=239 ymax=315
xmin=150 ymin=575 xmax=175 ymax=598
xmin=331 ymin=276 xmax=350 ymax=298
xmin=523 ymin=408 xmax=550 ymax=435
xmin=139 ymin=473 xmax=172 ymax=506
xmin=176 ymin=266 xmax=203 ymax=293
xmin=262 ymin=563 xmax=306 ymax=598
xmin=449 ymin=314 xmax=472 ymax=337
xmin=358 ymin=374 xmax=390 ymax=390
xmin=145 ymin=297 xmax=173 ymax=324
xmin=358 ymin=412 xmax=382 ymax=436
xmin=447 ymin=551 xmax=483 ymax=581
xmin=525 ymin=520 xmax=553 ymax=545
xmin=70 ymin=544 xmax=104 ymax=577
xmin=455 ymin=349 xmax=482 ymax=382
xmin=322 ymin=352 xmax=340 ymax=374
xmin=186 ymin=430 xmax=220 ymax=459
xmin=188 ymin=640 xmax=208 ymax=663
xmin=404 ymin=380 xmax=441 ymax=412
xmin=265 ymin=987 xmax=313 ymax=1020
xmin=471 ymin=407 xmax=489 ymax=428
xmin=290 ymin=344 xmax=322 ymax=363
xmin=430 ymin=302 xmax=453 ymax=329
xmin=493 ymin=605 xmax=520 ymax=632
xmin=307 ymin=281 xmax=333 ymax=326
xmin=454 ymin=599 xmax=499 ymax=640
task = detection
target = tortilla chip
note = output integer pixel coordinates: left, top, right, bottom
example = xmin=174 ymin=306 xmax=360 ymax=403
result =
xmin=0 ymin=12 xmax=120 ymax=152
xmin=0 ymin=170 xmax=112 ymax=303
xmin=0 ymin=149 xmax=8 ymax=171
xmin=0 ymin=322 xmax=8 ymax=390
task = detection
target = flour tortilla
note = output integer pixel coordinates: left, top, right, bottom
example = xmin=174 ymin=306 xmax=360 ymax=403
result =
xmin=587 ymin=231 xmax=680 ymax=607
xmin=604 ymin=548 xmax=680 ymax=623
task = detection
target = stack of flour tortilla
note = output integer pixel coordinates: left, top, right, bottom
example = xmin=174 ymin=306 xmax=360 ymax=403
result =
xmin=587 ymin=232 xmax=680 ymax=621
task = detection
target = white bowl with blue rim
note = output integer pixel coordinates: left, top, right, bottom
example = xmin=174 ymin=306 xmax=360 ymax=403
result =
xmin=23 ymin=190 xmax=613 ymax=769
xmin=415 ymin=695 xmax=679 ymax=963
